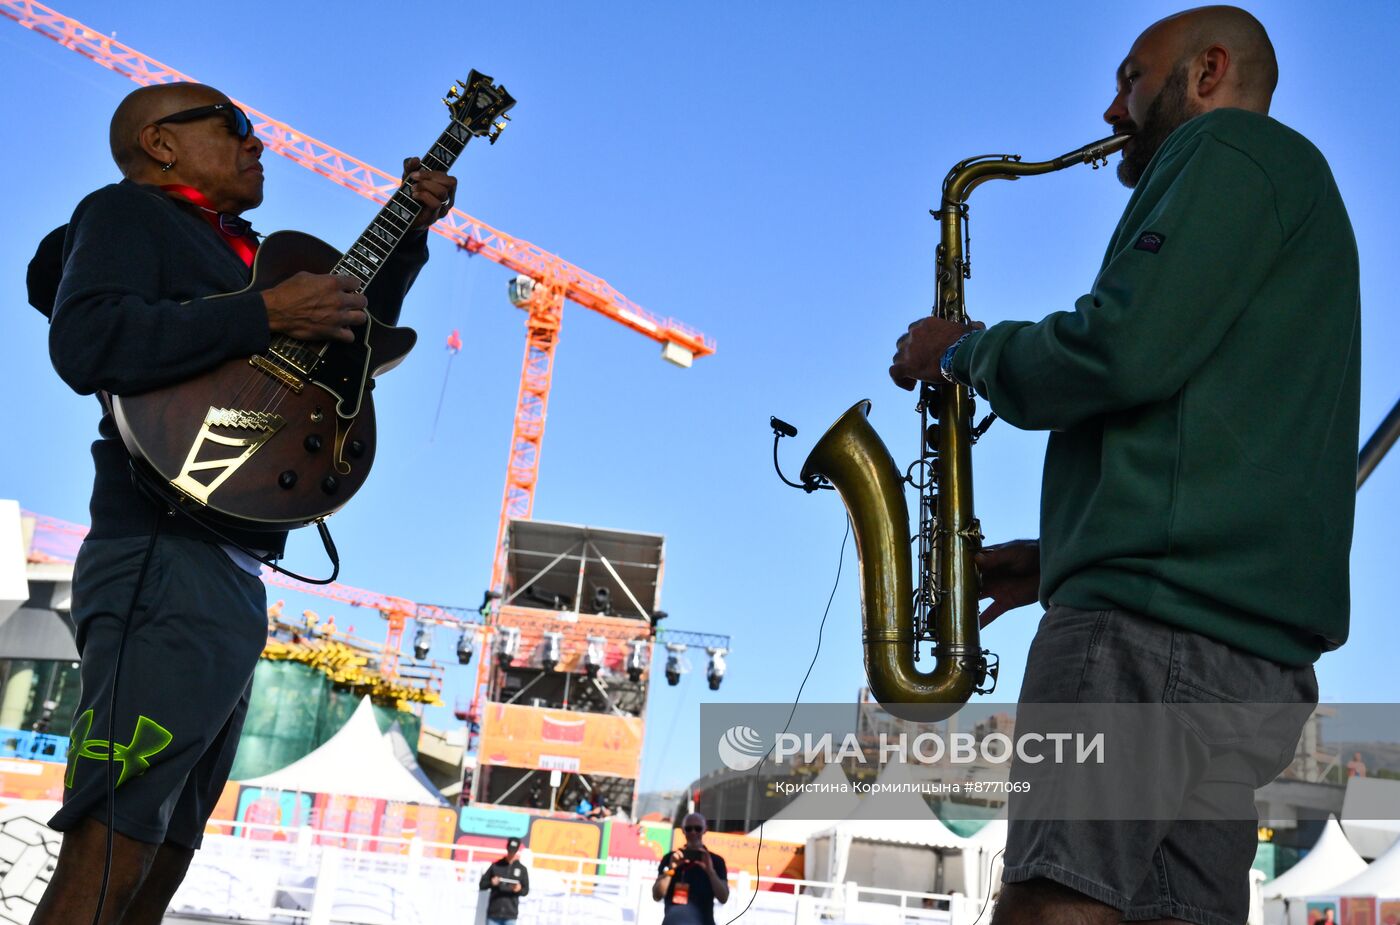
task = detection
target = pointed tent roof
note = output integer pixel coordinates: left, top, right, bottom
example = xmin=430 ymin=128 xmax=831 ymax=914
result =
xmin=385 ymin=721 xmax=447 ymax=801
xmin=238 ymin=697 xmax=446 ymax=805
xmin=1311 ymin=824 xmax=1400 ymax=898
xmin=1340 ymin=777 xmax=1400 ymax=860
xmin=747 ymin=762 xmax=861 ymax=844
xmin=1263 ymin=816 xmax=1367 ymax=899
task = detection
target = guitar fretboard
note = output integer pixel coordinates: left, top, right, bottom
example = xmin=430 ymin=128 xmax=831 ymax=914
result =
xmin=269 ymin=117 xmax=475 ymax=371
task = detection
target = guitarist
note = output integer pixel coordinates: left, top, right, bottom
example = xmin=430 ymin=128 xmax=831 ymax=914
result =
xmin=28 ymin=82 xmax=455 ymax=925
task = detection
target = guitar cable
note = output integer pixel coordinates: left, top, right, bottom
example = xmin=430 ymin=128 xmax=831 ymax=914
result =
xmin=722 ymin=514 xmax=849 ymax=925
xmin=129 ymin=461 xmax=341 ymax=585
xmin=91 ymin=508 xmax=162 ymax=925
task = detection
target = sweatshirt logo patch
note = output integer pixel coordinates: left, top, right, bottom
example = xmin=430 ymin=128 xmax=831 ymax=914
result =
xmin=1134 ymin=231 xmax=1166 ymax=254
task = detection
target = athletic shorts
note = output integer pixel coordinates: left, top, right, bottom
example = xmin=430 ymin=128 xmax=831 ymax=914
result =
xmin=1000 ymin=604 xmax=1317 ymax=925
xmin=49 ymin=534 xmax=267 ymax=848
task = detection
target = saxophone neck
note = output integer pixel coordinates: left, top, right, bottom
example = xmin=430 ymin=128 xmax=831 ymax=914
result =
xmin=941 ymin=133 xmax=1132 ymax=206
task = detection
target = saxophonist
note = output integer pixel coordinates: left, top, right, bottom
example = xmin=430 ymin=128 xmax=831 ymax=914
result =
xmin=890 ymin=7 xmax=1358 ymax=925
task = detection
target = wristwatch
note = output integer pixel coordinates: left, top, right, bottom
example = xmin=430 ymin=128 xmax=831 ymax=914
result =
xmin=939 ymin=331 xmax=978 ymax=385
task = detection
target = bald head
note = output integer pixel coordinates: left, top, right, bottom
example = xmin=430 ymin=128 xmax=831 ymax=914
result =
xmin=109 ymin=82 xmax=227 ymax=175
xmin=1141 ymin=6 xmax=1277 ymax=112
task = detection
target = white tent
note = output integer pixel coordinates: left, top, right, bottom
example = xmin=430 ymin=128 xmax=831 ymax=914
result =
xmin=805 ymin=762 xmax=979 ymax=898
xmin=1307 ymin=827 xmax=1400 ymax=897
xmin=238 ymin=697 xmax=446 ymax=805
xmin=1262 ymin=817 xmax=1369 ymax=925
xmin=966 ymin=816 xmax=1008 ymax=903
xmin=1339 ymin=777 xmax=1400 ymax=860
xmin=747 ymin=761 xmax=861 ymax=845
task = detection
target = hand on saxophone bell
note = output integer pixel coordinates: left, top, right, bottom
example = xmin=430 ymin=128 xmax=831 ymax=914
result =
xmin=890 ymin=316 xmax=984 ymax=390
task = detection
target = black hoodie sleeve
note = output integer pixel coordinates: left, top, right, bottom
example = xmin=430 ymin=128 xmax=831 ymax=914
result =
xmin=48 ymin=185 xmax=270 ymax=396
xmin=26 ymin=224 xmax=67 ymax=320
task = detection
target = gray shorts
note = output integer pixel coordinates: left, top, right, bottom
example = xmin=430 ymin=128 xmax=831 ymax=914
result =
xmin=1001 ymin=604 xmax=1317 ymax=925
xmin=49 ymin=534 xmax=267 ymax=848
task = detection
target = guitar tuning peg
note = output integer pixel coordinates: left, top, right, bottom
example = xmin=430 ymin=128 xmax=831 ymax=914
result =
xmin=494 ymin=121 xmax=507 ymax=131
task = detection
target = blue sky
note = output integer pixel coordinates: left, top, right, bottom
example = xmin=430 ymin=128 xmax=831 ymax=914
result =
xmin=1 ymin=1 xmax=1396 ymax=794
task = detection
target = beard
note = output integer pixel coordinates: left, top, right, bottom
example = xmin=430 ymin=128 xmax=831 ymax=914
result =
xmin=1117 ymin=64 xmax=1201 ymax=188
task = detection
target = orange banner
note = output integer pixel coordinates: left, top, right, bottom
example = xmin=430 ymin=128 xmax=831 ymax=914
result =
xmin=0 ymin=759 xmax=65 ymax=802
xmin=679 ymin=829 xmax=804 ymax=887
xmin=479 ymin=702 xmax=643 ymax=778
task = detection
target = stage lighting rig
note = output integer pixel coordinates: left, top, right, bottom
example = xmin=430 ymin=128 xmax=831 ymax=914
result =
xmin=626 ymin=639 xmax=649 ymax=682
xmin=496 ymin=625 xmax=521 ymax=664
xmin=584 ymin=636 xmax=607 ymax=678
xmin=412 ymin=623 xmax=433 ymax=660
xmin=664 ymin=643 xmax=688 ymax=686
xmin=705 ymin=647 xmax=728 ymax=691
xmin=542 ymin=631 xmax=563 ymax=672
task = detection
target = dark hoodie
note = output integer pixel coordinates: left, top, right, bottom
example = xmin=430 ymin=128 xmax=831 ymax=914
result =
xmin=32 ymin=179 xmax=428 ymax=553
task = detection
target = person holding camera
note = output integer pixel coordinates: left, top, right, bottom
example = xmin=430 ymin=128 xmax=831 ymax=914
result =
xmin=653 ymin=813 xmax=729 ymax=925
xmin=478 ymin=837 xmax=530 ymax=925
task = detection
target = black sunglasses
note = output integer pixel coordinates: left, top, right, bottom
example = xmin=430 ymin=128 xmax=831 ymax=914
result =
xmin=154 ymin=103 xmax=252 ymax=141
xmin=682 ymin=825 xmax=705 ymax=832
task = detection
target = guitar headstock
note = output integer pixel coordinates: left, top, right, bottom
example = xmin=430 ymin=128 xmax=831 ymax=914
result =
xmin=445 ymin=70 xmax=517 ymax=144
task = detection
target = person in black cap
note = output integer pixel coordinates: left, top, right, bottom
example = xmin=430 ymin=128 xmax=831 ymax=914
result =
xmin=478 ymin=837 xmax=530 ymax=925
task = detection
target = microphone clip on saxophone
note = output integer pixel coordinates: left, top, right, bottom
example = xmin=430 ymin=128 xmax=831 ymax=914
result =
xmin=770 ymin=416 xmax=831 ymax=493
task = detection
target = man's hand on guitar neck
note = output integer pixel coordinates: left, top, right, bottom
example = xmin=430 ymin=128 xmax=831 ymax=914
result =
xmin=259 ymin=154 xmax=454 ymax=341
xmin=402 ymin=156 xmax=457 ymax=230
xmin=262 ymin=272 xmax=369 ymax=343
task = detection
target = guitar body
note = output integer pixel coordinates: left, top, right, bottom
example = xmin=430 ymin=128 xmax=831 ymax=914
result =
xmin=112 ymin=230 xmax=418 ymax=530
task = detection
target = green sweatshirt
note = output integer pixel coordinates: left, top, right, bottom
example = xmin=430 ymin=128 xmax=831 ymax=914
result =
xmin=950 ymin=109 xmax=1360 ymax=666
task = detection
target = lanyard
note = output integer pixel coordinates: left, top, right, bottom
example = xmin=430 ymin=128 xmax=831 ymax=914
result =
xmin=160 ymin=184 xmax=258 ymax=268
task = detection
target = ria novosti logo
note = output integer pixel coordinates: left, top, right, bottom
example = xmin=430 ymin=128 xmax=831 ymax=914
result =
xmin=713 ymin=724 xmax=1105 ymax=770
xmin=717 ymin=725 xmax=767 ymax=771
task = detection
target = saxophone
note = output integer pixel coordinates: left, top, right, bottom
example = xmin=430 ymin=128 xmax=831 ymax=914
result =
xmin=801 ymin=133 xmax=1130 ymax=722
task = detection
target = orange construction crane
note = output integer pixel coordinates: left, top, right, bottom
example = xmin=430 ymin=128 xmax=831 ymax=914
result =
xmin=1 ymin=0 xmax=715 ymax=598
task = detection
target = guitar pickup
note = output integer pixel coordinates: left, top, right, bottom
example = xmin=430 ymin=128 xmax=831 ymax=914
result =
xmin=250 ymin=354 xmax=306 ymax=392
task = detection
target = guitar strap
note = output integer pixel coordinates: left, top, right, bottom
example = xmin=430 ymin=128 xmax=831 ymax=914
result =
xmin=160 ymin=184 xmax=259 ymax=268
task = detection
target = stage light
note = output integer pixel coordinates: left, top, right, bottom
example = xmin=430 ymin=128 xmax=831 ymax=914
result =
xmin=496 ymin=625 xmax=521 ymax=664
xmin=705 ymin=647 xmax=728 ymax=691
xmin=626 ymin=639 xmax=649 ymax=682
xmin=665 ymin=643 xmax=687 ymax=687
xmin=412 ymin=624 xmax=433 ymax=660
xmin=584 ymin=635 xmax=607 ymax=678
xmin=456 ymin=630 xmax=475 ymax=665
xmin=542 ymin=631 xmax=563 ymax=672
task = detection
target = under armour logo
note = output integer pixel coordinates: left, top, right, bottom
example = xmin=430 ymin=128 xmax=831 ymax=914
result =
xmin=65 ymin=709 xmax=173 ymax=789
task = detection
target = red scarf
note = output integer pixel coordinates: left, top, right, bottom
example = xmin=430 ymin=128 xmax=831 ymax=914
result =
xmin=160 ymin=184 xmax=258 ymax=268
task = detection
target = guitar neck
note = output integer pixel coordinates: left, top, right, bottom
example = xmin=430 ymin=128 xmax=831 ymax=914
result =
xmin=330 ymin=117 xmax=474 ymax=293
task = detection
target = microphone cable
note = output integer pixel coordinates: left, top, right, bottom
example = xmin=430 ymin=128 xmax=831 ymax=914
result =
xmin=722 ymin=514 xmax=849 ymax=925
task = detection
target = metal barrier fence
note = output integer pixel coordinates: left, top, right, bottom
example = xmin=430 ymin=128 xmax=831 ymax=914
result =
xmin=171 ymin=820 xmax=986 ymax=925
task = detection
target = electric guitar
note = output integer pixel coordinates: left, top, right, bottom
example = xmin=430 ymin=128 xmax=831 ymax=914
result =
xmin=112 ymin=71 xmax=515 ymax=530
